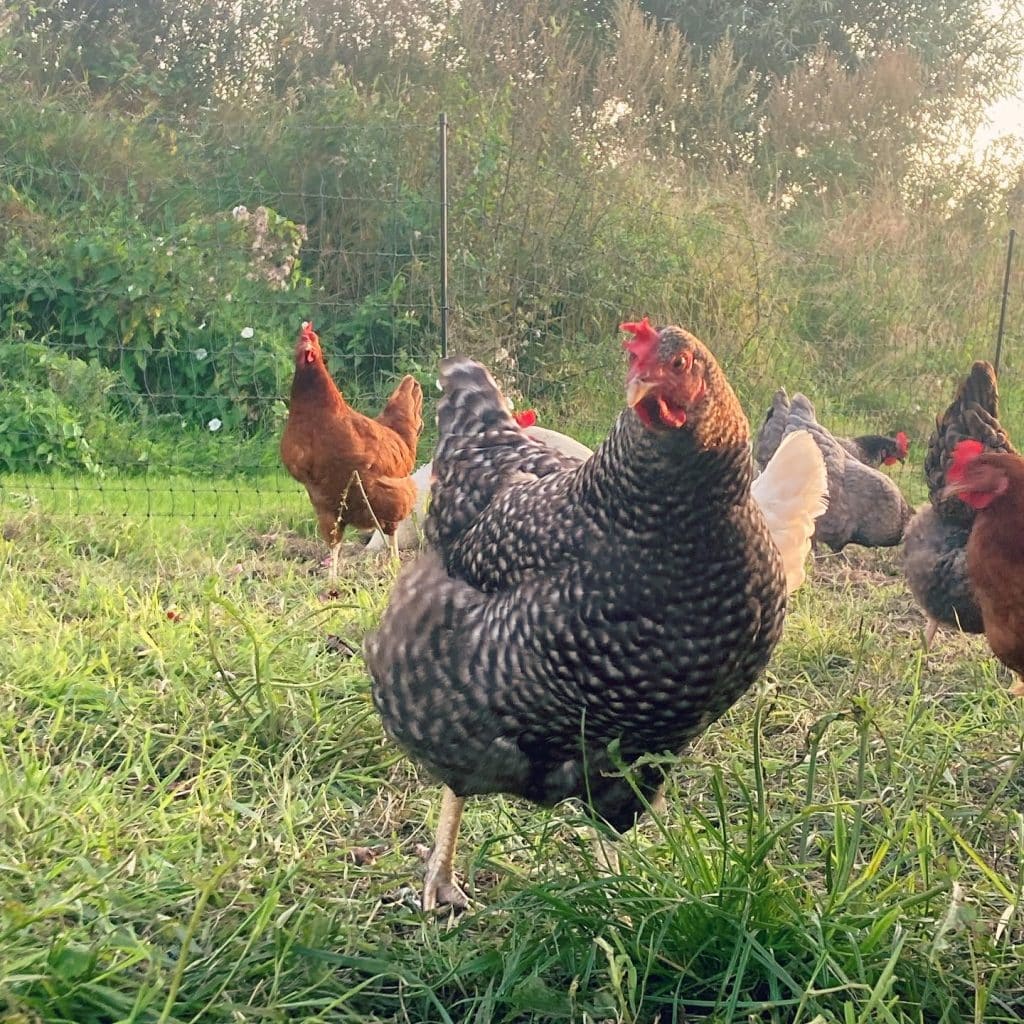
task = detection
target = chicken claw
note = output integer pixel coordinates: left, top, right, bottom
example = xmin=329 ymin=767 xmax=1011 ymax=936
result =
xmin=421 ymin=787 xmax=469 ymax=913
xmin=591 ymin=831 xmax=621 ymax=876
xmin=922 ymin=616 xmax=938 ymax=651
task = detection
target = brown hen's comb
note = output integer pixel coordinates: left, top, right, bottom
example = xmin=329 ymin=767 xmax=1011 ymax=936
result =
xmin=620 ymin=317 xmax=660 ymax=364
xmin=947 ymin=439 xmax=985 ymax=484
xmin=513 ymin=409 xmax=537 ymax=428
xmin=896 ymin=431 xmax=909 ymax=457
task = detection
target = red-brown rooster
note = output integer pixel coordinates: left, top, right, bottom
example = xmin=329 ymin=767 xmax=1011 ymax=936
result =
xmin=280 ymin=322 xmax=422 ymax=576
xmin=943 ymin=440 xmax=1024 ymax=694
xmin=364 ymin=318 xmax=825 ymax=911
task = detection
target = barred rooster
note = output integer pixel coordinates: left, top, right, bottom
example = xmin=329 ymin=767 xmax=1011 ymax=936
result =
xmin=365 ymin=319 xmax=826 ymax=911
xmin=903 ymin=361 xmax=1014 ymax=647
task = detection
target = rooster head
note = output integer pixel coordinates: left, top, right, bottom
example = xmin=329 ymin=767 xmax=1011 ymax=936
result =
xmin=621 ymin=318 xmax=709 ymax=431
xmin=296 ymin=321 xmax=322 ymax=366
xmin=513 ymin=409 xmax=537 ymax=428
xmin=943 ymin=439 xmax=1009 ymax=510
xmin=881 ymin=430 xmax=910 ymax=466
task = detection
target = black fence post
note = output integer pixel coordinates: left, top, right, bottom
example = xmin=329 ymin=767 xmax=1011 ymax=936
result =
xmin=439 ymin=112 xmax=449 ymax=360
xmin=994 ymin=227 xmax=1015 ymax=374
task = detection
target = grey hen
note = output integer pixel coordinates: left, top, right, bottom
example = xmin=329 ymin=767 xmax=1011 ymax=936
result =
xmin=776 ymin=393 xmax=912 ymax=551
xmin=365 ymin=318 xmax=805 ymax=911
xmin=756 ymin=386 xmax=907 ymax=471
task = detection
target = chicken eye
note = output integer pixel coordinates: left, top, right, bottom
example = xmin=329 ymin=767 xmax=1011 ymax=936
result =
xmin=671 ymin=354 xmax=687 ymax=371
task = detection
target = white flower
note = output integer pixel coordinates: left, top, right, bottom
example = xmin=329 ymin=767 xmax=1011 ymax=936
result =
xmin=208 ymin=418 xmax=222 ymax=432
xmin=240 ymin=326 xmax=254 ymax=339
xmin=194 ymin=348 xmax=208 ymax=361
xmin=198 ymin=321 xmax=207 ymax=330
xmin=232 ymin=205 xmax=249 ymax=220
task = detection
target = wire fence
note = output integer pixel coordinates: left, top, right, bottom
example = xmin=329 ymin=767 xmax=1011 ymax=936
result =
xmin=0 ymin=110 xmax=1021 ymax=520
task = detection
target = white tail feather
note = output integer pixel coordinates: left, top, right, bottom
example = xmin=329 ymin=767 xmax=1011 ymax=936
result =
xmin=751 ymin=430 xmax=828 ymax=595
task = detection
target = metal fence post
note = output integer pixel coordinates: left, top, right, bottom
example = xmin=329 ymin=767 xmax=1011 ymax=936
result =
xmin=994 ymin=227 xmax=1015 ymax=374
xmin=439 ymin=112 xmax=449 ymax=360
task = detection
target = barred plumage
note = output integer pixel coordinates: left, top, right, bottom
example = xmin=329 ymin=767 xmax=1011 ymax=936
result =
xmin=365 ymin=322 xmax=792 ymax=908
xmin=903 ymin=360 xmax=1015 ymax=645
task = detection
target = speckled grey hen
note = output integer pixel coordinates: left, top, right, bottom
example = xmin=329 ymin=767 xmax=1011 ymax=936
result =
xmin=365 ymin=318 xmax=792 ymax=911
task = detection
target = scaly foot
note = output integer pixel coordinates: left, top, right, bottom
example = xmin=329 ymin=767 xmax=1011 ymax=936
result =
xmin=422 ymin=863 xmax=469 ymax=913
xmin=420 ymin=787 xmax=468 ymax=913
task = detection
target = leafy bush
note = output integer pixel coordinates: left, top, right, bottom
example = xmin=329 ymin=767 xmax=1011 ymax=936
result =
xmin=0 ymin=342 xmax=130 ymax=474
xmin=0 ymin=199 xmax=310 ymax=435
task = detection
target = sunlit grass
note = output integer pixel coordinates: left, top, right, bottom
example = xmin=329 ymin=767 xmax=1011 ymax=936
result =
xmin=1 ymin=479 xmax=1023 ymax=1022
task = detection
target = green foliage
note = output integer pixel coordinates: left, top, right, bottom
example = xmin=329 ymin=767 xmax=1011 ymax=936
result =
xmin=0 ymin=156 xmax=310 ymax=458
xmin=0 ymin=342 xmax=124 ymax=474
xmin=0 ymin=0 xmax=1022 ymax=475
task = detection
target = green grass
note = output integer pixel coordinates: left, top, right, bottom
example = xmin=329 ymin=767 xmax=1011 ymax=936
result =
xmin=1 ymin=474 xmax=1023 ymax=1023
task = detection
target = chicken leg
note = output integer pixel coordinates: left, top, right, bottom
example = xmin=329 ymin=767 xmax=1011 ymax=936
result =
xmin=923 ymin=616 xmax=938 ymax=651
xmin=422 ymin=786 xmax=469 ymax=912
xmin=328 ymin=541 xmax=342 ymax=583
xmin=591 ymin=830 xmax=621 ymax=875
xmin=387 ymin=530 xmax=400 ymax=563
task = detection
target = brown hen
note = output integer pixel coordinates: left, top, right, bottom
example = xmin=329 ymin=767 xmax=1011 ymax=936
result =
xmin=280 ymin=322 xmax=422 ymax=576
xmin=944 ymin=441 xmax=1024 ymax=694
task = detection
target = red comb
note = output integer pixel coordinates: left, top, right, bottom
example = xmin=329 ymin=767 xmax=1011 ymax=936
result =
xmin=896 ymin=431 xmax=909 ymax=457
xmin=620 ymin=317 xmax=660 ymax=363
xmin=947 ymin=439 xmax=985 ymax=484
xmin=513 ymin=409 xmax=537 ymax=428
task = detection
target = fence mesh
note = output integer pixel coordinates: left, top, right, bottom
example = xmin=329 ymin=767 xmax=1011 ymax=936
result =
xmin=0 ymin=110 xmax=1021 ymax=520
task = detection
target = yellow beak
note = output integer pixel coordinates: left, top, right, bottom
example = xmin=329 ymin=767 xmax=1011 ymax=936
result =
xmin=626 ymin=377 xmax=656 ymax=408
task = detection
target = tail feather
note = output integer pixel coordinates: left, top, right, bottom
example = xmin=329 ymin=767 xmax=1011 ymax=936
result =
xmin=925 ymin=360 xmax=1013 ymax=517
xmin=436 ymin=358 xmax=521 ymax=441
xmin=375 ymin=375 xmax=424 ymax=452
xmin=429 ymin=357 xmax=573 ymax=551
xmin=751 ymin=429 xmax=828 ymax=595
xmin=753 ymin=387 xmax=791 ymax=470
xmin=958 ymin=360 xmax=1000 ymax=414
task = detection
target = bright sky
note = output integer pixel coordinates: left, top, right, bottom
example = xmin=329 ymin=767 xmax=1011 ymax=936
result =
xmin=979 ymin=93 xmax=1024 ymax=148
xmin=976 ymin=2 xmax=1024 ymax=151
